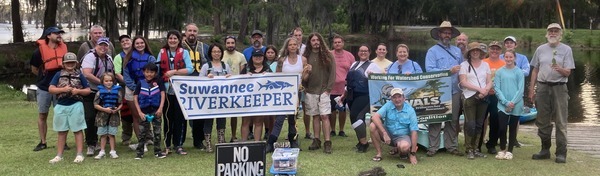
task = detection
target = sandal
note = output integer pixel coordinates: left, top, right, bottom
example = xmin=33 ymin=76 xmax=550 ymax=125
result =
xmin=73 ymin=155 xmax=85 ymax=163
xmin=389 ymin=148 xmax=398 ymax=155
xmin=49 ymin=156 xmax=63 ymax=164
xmin=176 ymin=147 xmax=188 ymax=155
xmin=372 ymin=155 xmax=382 ymax=162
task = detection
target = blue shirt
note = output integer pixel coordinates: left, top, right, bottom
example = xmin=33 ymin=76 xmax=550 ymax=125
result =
xmin=386 ymin=59 xmax=423 ymax=74
xmin=376 ymin=101 xmax=419 ymax=137
xmin=425 ymin=43 xmax=463 ymax=94
xmin=242 ymin=46 xmax=266 ymax=62
xmin=494 ymin=66 xmax=525 ymax=115
xmin=500 ymin=52 xmax=530 ymax=76
xmin=156 ymin=49 xmax=193 ymax=94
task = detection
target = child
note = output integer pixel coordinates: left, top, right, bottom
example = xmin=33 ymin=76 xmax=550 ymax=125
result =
xmin=48 ymin=52 xmax=91 ymax=163
xmin=133 ymin=63 xmax=166 ymax=159
xmin=93 ymin=72 xmax=123 ymax=159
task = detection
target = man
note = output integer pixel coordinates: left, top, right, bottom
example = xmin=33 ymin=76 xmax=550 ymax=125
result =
xmin=372 ymin=43 xmax=392 ymax=71
xmin=501 ymin=36 xmax=531 ymax=76
xmin=112 ymin=35 xmax=140 ymax=145
xmin=77 ymin=25 xmax=115 ymax=61
xmin=303 ymin=32 xmax=336 ymax=154
xmin=369 ymin=88 xmax=418 ymax=164
xmin=481 ymin=41 xmax=506 ymax=154
xmin=424 ymin=21 xmax=464 ymax=157
xmin=220 ymin=36 xmax=247 ymax=143
xmin=242 ymin=30 xmax=266 ymax=62
xmin=456 ymin=33 xmax=469 ymax=55
xmin=329 ymin=34 xmax=354 ymax=137
xmin=292 ymin=27 xmax=307 ymax=55
xmin=529 ymin=23 xmax=574 ymax=164
xmin=30 ymin=26 xmax=68 ymax=151
xmin=81 ymin=37 xmax=115 ymax=156
xmin=182 ymin=23 xmax=210 ymax=76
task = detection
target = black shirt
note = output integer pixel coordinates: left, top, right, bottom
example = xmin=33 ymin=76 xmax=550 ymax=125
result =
xmin=29 ymin=49 xmax=60 ymax=91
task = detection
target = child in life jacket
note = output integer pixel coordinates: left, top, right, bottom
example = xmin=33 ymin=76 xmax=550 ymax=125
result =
xmin=133 ymin=63 xmax=166 ymax=159
xmin=48 ymin=52 xmax=91 ymax=164
xmin=93 ymin=72 xmax=123 ymax=159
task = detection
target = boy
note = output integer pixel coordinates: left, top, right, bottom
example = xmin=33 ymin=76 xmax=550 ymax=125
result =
xmin=133 ymin=63 xmax=166 ymax=159
xmin=48 ymin=52 xmax=91 ymax=163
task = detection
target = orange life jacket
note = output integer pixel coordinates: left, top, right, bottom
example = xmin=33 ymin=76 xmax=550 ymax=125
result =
xmin=36 ymin=39 xmax=67 ymax=72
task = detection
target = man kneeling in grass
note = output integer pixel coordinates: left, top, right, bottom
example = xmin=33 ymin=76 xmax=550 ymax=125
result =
xmin=369 ymin=88 xmax=418 ymax=164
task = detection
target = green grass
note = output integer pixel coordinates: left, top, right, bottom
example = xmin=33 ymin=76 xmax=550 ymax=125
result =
xmin=1 ymin=88 xmax=600 ymax=176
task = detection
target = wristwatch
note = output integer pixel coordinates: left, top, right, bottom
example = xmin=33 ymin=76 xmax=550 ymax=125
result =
xmin=410 ymin=152 xmax=416 ymax=156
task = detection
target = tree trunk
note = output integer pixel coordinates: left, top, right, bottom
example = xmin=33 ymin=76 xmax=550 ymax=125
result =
xmin=127 ymin=0 xmax=136 ymax=35
xmin=11 ymin=0 xmax=24 ymax=43
xmin=238 ymin=0 xmax=250 ymax=41
xmin=44 ymin=0 xmax=58 ymax=28
xmin=106 ymin=0 xmax=119 ymax=41
xmin=266 ymin=5 xmax=275 ymax=46
xmin=213 ymin=0 xmax=222 ymax=35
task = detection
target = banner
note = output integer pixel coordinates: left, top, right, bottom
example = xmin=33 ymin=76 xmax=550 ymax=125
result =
xmin=215 ymin=142 xmax=266 ymax=176
xmin=368 ymin=71 xmax=453 ymax=124
xmin=170 ymin=73 xmax=300 ymax=120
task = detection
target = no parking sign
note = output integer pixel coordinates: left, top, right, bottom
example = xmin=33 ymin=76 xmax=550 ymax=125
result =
xmin=215 ymin=141 xmax=266 ymax=176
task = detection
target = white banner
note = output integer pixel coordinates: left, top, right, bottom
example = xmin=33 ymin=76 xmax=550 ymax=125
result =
xmin=170 ymin=73 xmax=300 ymax=120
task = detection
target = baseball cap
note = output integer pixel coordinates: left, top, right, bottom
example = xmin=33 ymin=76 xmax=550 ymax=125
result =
xmin=489 ymin=41 xmax=502 ymax=49
xmin=504 ymin=36 xmax=517 ymax=43
xmin=63 ymin=52 xmax=78 ymax=63
xmin=97 ymin=37 xmax=110 ymax=45
xmin=251 ymin=30 xmax=263 ymax=37
xmin=118 ymin=34 xmax=131 ymax=41
xmin=252 ymin=49 xmax=264 ymax=57
xmin=547 ymin=23 xmax=562 ymax=30
xmin=43 ymin=26 xmax=65 ymax=36
xmin=390 ymin=88 xmax=404 ymax=96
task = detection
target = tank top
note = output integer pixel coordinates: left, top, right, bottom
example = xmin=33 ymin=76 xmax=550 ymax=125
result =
xmin=282 ymin=55 xmax=303 ymax=75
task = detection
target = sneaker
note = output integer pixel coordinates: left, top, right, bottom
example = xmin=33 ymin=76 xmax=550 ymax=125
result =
xmin=122 ymin=140 xmax=131 ymax=146
xmin=467 ymin=150 xmax=475 ymax=160
xmin=94 ymin=151 xmax=106 ymax=160
xmin=86 ymin=146 xmax=95 ymax=156
xmin=49 ymin=156 xmax=63 ymax=164
xmin=109 ymin=151 xmax=119 ymax=159
xmin=330 ymin=131 xmax=336 ymax=137
xmin=129 ymin=144 xmax=138 ymax=150
xmin=448 ymin=149 xmax=465 ymax=156
xmin=95 ymin=144 xmax=101 ymax=151
xmin=474 ymin=150 xmax=487 ymax=158
xmin=323 ymin=141 xmax=332 ymax=154
xmin=426 ymin=150 xmax=436 ymax=157
xmin=155 ymin=152 xmax=167 ymax=159
xmin=73 ymin=155 xmax=85 ymax=163
xmin=144 ymin=144 xmax=148 ymax=152
xmin=308 ymin=138 xmax=322 ymax=150
xmin=487 ymin=147 xmax=498 ymax=154
xmin=338 ymin=131 xmax=348 ymax=137
xmin=504 ymin=152 xmax=513 ymax=160
xmin=495 ymin=151 xmax=506 ymax=160
xmin=135 ymin=154 xmax=143 ymax=160
xmin=33 ymin=142 xmax=47 ymax=151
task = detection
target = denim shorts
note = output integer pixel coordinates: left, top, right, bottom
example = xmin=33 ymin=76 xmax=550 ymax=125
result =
xmin=53 ymin=102 xmax=87 ymax=132
xmin=97 ymin=126 xmax=118 ymax=136
xmin=36 ymin=89 xmax=56 ymax=113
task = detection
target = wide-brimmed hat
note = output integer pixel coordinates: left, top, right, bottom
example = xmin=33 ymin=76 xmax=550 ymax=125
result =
xmin=465 ymin=42 xmax=486 ymax=59
xmin=430 ymin=21 xmax=460 ymax=40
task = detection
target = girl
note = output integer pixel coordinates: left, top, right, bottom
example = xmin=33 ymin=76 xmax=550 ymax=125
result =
xmin=459 ymin=42 xmax=492 ymax=159
xmin=199 ymin=44 xmax=232 ymax=152
xmin=240 ymin=49 xmax=272 ymax=141
xmin=93 ymin=72 xmax=123 ymax=159
xmin=386 ymin=44 xmax=423 ymax=75
xmin=493 ymin=50 xmax=524 ymax=160
xmin=158 ymin=30 xmax=193 ymax=155
xmin=263 ymin=45 xmax=278 ymax=140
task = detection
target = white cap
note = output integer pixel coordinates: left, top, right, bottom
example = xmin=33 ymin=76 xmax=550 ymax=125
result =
xmin=390 ymin=88 xmax=404 ymax=96
xmin=504 ymin=36 xmax=517 ymax=43
xmin=547 ymin=23 xmax=562 ymax=30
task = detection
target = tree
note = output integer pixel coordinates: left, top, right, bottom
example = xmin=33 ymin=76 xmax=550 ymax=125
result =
xmin=11 ymin=0 xmax=24 ymax=43
xmin=43 ymin=0 xmax=58 ymax=27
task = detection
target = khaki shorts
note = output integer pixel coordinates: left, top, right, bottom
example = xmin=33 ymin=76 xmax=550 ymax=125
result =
xmin=125 ymin=87 xmax=134 ymax=101
xmin=304 ymin=92 xmax=331 ymax=116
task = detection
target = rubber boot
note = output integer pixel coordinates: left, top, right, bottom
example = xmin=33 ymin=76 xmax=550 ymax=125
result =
xmin=217 ymin=129 xmax=226 ymax=144
xmin=204 ymin=134 xmax=213 ymax=153
xmin=289 ymin=133 xmax=300 ymax=149
xmin=532 ymin=139 xmax=551 ymax=160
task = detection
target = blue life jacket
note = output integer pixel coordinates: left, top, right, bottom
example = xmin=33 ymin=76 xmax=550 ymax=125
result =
xmin=138 ymin=80 xmax=161 ymax=109
xmin=346 ymin=61 xmax=371 ymax=94
xmin=127 ymin=52 xmax=151 ymax=82
xmin=98 ymin=85 xmax=121 ymax=108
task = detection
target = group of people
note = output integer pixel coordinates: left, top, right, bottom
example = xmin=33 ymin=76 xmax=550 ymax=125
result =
xmin=30 ymin=21 xmax=573 ymax=165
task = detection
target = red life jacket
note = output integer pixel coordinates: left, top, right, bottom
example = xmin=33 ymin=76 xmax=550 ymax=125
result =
xmin=37 ymin=39 xmax=68 ymax=72
xmin=159 ymin=48 xmax=185 ymax=82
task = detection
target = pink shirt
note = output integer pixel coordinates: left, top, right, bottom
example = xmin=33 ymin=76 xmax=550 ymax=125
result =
xmin=330 ymin=50 xmax=355 ymax=95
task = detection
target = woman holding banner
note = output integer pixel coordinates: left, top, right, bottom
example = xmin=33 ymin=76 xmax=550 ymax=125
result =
xmin=199 ymin=44 xmax=232 ymax=152
xmin=459 ymin=42 xmax=492 ymax=159
xmin=386 ymin=44 xmax=423 ymax=75
xmin=265 ymin=37 xmax=308 ymax=153
xmin=157 ymin=30 xmax=193 ymax=155
xmin=240 ymin=49 xmax=272 ymax=141
xmin=343 ymin=45 xmax=383 ymax=153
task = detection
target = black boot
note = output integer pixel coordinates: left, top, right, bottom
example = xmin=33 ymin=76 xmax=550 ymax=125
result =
xmin=289 ymin=134 xmax=300 ymax=148
xmin=532 ymin=139 xmax=551 ymax=160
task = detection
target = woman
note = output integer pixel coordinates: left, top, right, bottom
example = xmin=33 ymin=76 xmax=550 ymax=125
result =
xmin=386 ymin=44 xmax=423 ymax=74
xmin=122 ymin=36 xmax=155 ymax=150
xmin=372 ymin=43 xmax=392 ymax=71
xmin=199 ymin=44 xmax=232 ymax=152
xmin=157 ymin=30 xmax=193 ymax=155
xmin=265 ymin=37 xmax=308 ymax=152
xmin=459 ymin=42 xmax=492 ymax=159
xmin=240 ymin=49 xmax=272 ymax=141
xmin=265 ymin=45 xmax=278 ymax=71
xmin=493 ymin=49 xmax=524 ymax=160
xmin=344 ymin=45 xmax=383 ymax=154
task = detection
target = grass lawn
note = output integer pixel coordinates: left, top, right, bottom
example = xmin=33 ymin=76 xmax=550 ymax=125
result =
xmin=1 ymin=87 xmax=599 ymax=176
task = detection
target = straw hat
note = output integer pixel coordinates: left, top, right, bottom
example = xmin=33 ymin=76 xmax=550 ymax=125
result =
xmin=465 ymin=42 xmax=486 ymax=59
xmin=430 ymin=21 xmax=460 ymax=40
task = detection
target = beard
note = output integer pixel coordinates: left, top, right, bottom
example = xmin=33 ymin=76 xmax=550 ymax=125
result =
xmin=253 ymin=40 xmax=261 ymax=48
xmin=227 ymin=46 xmax=235 ymax=52
xmin=457 ymin=43 xmax=466 ymax=50
xmin=547 ymin=36 xmax=561 ymax=44
xmin=187 ymin=35 xmax=196 ymax=43
xmin=441 ymin=38 xmax=451 ymax=45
